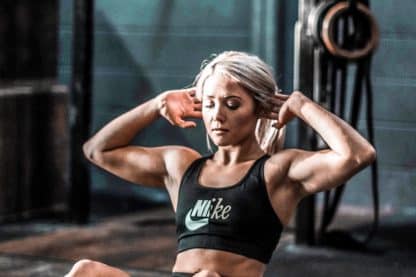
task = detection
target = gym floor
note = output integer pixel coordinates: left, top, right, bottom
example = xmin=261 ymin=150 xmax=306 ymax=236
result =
xmin=0 ymin=206 xmax=415 ymax=277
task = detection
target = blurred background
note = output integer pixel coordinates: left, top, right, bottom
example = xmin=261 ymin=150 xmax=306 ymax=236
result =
xmin=0 ymin=0 xmax=415 ymax=276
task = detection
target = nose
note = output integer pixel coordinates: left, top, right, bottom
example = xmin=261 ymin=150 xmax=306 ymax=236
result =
xmin=212 ymin=103 xmax=225 ymax=122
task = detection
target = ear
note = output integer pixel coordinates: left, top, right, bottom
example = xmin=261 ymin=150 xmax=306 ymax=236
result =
xmin=254 ymin=102 xmax=265 ymax=118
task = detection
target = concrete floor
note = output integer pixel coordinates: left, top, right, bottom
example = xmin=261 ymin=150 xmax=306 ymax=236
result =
xmin=0 ymin=207 xmax=415 ymax=276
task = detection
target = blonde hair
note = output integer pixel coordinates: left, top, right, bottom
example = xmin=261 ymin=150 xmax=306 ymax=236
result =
xmin=194 ymin=51 xmax=285 ymax=155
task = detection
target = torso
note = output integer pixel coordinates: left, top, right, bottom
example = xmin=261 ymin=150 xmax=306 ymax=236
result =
xmin=168 ymin=151 xmax=299 ymax=224
xmin=170 ymin=153 xmax=297 ymax=276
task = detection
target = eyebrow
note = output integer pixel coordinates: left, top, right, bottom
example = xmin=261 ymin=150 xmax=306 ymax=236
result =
xmin=204 ymin=95 xmax=242 ymax=99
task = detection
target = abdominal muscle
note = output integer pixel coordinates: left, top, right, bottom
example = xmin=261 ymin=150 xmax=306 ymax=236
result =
xmin=172 ymin=248 xmax=266 ymax=277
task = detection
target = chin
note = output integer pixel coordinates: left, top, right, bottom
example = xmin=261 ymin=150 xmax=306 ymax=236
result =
xmin=209 ymin=133 xmax=248 ymax=148
xmin=211 ymin=139 xmax=227 ymax=147
xmin=209 ymin=137 xmax=231 ymax=147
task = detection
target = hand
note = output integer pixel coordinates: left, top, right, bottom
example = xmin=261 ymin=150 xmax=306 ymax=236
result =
xmin=257 ymin=91 xmax=288 ymax=127
xmin=259 ymin=91 xmax=306 ymax=128
xmin=158 ymin=87 xmax=202 ymax=128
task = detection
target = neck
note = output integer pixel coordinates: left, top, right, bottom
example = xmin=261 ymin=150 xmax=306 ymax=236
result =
xmin=214 ymin=137 xmax=265 ymax=165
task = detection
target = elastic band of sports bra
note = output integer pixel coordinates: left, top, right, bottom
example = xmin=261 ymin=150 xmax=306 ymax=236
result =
xmin=172 ymin=270 xmax=223 ymax=277
xmin=172 ymin=272 xmax=194 ymax=277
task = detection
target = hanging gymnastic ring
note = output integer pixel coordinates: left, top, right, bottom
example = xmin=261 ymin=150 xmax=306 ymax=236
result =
xmin=321 ymin=1 xmax=379 ymax=60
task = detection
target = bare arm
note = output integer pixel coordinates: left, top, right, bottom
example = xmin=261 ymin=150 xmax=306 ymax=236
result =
xmin=83 ymin=88 xmax=202 ymax=188
xmin=268 ymin=91 xmax=376 ymax=197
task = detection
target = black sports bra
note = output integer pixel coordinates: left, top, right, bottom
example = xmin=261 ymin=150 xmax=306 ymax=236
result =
xmin=175 ymin=155 xmax=283 ymax=264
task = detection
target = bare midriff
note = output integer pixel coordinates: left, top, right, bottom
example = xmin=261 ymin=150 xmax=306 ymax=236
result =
xmin=172 ymin=248 xmax=266 ymax=277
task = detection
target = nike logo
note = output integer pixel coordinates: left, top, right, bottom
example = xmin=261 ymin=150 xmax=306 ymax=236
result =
xmin=184 ymin=198 xmax=232 ymax=231
xmin=185 ymin=209 xmax=209 ymax=231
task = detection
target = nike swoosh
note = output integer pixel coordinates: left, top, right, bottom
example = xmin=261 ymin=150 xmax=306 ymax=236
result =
xmin=185 ymin=209 xmax=209 ymax=231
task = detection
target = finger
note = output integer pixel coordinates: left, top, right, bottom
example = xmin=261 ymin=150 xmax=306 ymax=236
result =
xmin=188 ymin=110 xmax=202 ymax=118
xmin=272 ymin=121 xmax=280 ymax=128
xmin=277 ymin=105 xmax=290 ymax=128
xmin=179 ymin=120 xmax=197 ymax=128
xmin=270 ymin=105 xmax=280 ymax=113
xmin=186 ymin=87 xmax=196 ymax=96
xmin=258 ymin=98 xmax=283 ymax=111
xmin=166 ymin=117 xmax=176 ymax=126
xmin=185 ymin=92 xmax=196 ymax=102
xmin=268 ymin=96 xmax=286 ymax=107
xmin=261 ymin=104 xmax=281 ymax=115
xmin=174 ymin=116 xmax=196 ymax=128
xmin=182 ymin=121 xmax=197 ymax=128
xmin=263 ymin=111 xmax=280 ymax=120
xmin=270 ymin=111 xmax=280 ymax=119
xmin=274 ymin=93 xmax=289 ymax=100
xmin=193 ymin=103 xmax=202 ymax=111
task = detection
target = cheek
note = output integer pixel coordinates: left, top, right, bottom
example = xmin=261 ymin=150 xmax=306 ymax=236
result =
xmin=202 ymin=110 xmax=210 ymax=126
xmin=234 ymin=113 xmax=250 ymax=125
xmin=238 ymin=104 xmax=258 ymax=122
xmin=232 ymin=110 xmax=258 ymax=129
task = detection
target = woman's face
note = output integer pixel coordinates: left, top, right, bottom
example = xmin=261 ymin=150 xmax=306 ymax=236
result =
xmin=201 ymin=72 xmax=258 ymax=147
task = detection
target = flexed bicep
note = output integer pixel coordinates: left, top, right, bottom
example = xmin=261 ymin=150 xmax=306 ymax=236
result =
xmin=87 ymin=145 xmax=200 ymax=189
xmin=87 ymin=146 xmax=168 ymax=187
xmin=287 ymin=149 xmax=365 ymax=196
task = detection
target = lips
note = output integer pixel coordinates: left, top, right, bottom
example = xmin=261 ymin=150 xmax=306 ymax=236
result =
xmin=211 ymin=128 xmax=229 ymax=134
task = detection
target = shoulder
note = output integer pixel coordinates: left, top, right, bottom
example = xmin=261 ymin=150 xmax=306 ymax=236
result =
xmin=162 ymin=146 xmax=202 ymax=187
xmin=263 ymin=149 xmax=307 ymax=200
xmin=262 ymin=149 xmax=301 ymax=195
xmin=263 ymin=149 xmax=300 ymax=180
xmin=264 ymin=148 xmax=314 ymax=176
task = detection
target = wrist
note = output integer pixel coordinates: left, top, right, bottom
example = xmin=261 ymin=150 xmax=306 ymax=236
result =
xmin=154 ymin=92 xmax=168 ymax=117
xmin=287 ymin=91 xmax=310 ymax=114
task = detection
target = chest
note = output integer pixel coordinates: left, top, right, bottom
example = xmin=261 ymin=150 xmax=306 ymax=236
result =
xmin=177 ymin=160 xmax=273 ymax=227
xmin=198 ymin=161 xmax=254 ymax=188
xmin=177 ymin=173 xmax=275 ymax=232
xmin=175 ymin=160 xmax=283 ymax=251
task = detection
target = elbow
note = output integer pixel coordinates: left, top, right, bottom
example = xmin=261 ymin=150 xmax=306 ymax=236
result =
xmin=366 ymin=145 xmax=377 ymax=164
xmin=82 ymin=140 xmax=92 ymax=160
xmin=82 ymin=140 xmax=103 ymax=164
xmin=360 ymin=144 xmax=377 ymax=166
xmin=349 ymin=145 xmax=377 ymax=169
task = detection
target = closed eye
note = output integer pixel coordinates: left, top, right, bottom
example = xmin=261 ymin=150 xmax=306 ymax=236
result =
xmin=204 ymin=100 xmax=214 ymax=108
xmin=203 ymin=96 xmax=242 ymax=110
xmin=226 ymin=100 xmax=240 ymax=110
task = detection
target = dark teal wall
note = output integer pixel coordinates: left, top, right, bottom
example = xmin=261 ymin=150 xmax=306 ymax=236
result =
xmin=59 ymin=0 xmax=293 ymax=204
xmin=60 ymin=0 xmax=296 ymax=203
xmin=59 ymin=1 xmax=415 ymax=215
xmin=91 ymin=0 xmax=251 ymax=202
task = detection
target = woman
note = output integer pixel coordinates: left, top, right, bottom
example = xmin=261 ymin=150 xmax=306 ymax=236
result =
xmin=65 ymin=51 xmax=376 ymax=277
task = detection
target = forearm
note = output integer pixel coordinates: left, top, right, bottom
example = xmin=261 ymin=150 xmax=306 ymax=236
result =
xmin=83 ymin=96 xmax=161 ymax=159
xmin=290 ymin=92 xmax=376 ymax=163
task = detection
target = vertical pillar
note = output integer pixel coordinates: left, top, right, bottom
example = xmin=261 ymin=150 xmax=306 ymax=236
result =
xmin=293 ymin=0 xmax=317 ymax=245
xmin=69 ymin=0 xmax=94 ymax=223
